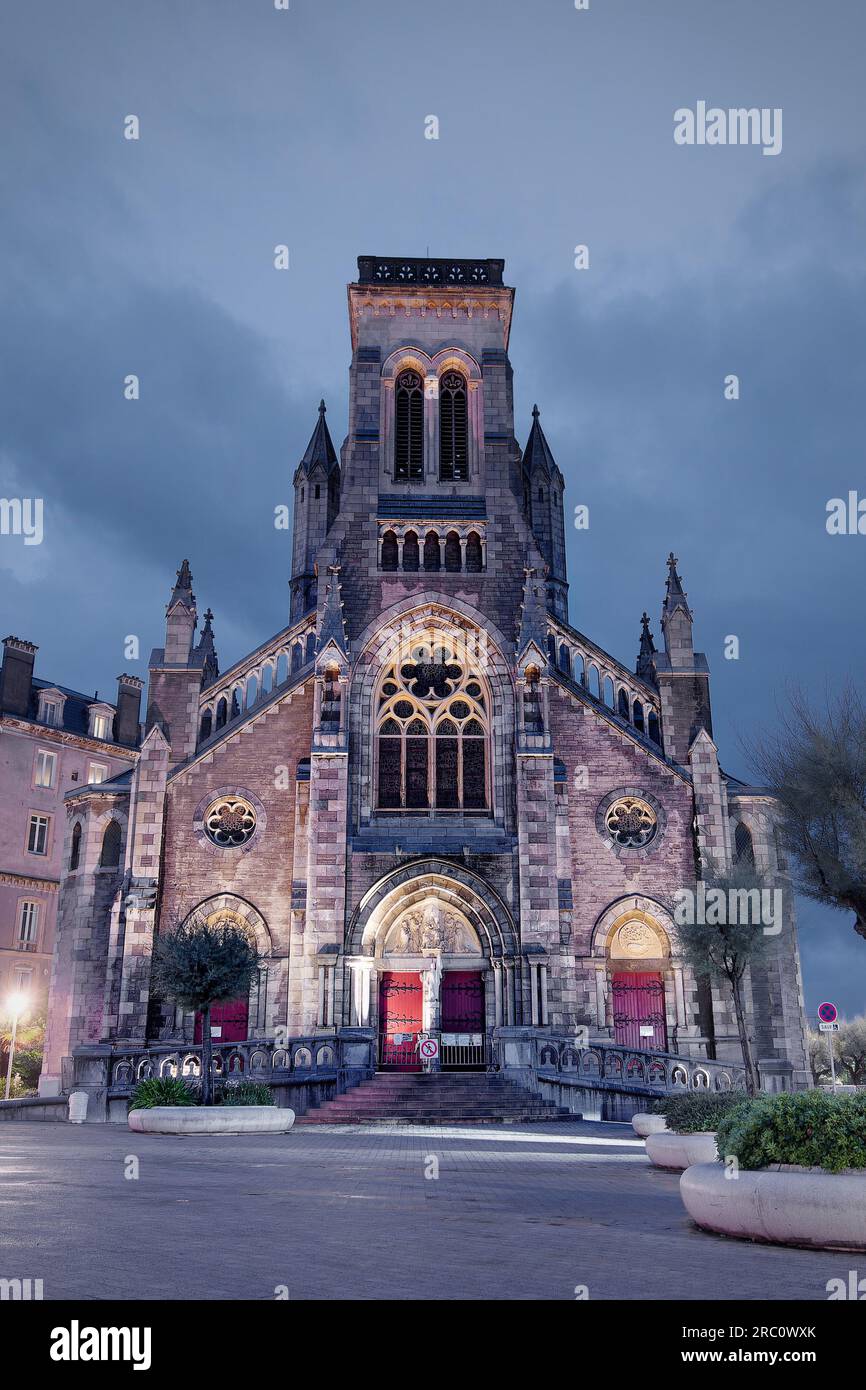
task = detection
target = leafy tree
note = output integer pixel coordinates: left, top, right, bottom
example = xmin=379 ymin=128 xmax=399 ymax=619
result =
xmin=671 ymin=859 xmax=775 ymax=1096
xmin=0 ymin=1013 xmax=45 ymax=1094
xmin=837 ymin=1014 xmax=866 ymax=1086
xmin=750 ymin=686 xmax=866 ymax=942
xmin=808 ymin=1027 xmax=834 ymax=1085
xmin=150 ymin=912 xmax=260 ymax=1105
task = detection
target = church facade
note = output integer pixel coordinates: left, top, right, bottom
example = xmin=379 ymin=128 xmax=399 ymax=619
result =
xmin=39 ymin=256 xmax=810 ymax=1101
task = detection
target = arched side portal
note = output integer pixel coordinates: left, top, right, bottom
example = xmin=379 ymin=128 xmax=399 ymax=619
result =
xmin=345 ymin=859 xmax=522 ymax=1063
xmin=177 ymin=895 xmax=279 ymax=1042
xmin=589 ymin=896 xmax=679 ymax=1053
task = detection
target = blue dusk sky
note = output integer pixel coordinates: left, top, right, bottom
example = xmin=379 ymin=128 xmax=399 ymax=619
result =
xmin=1 ymin=0 xmax=865 ymax=1014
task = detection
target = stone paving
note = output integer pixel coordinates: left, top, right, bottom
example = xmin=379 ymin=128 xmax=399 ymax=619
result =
xmin=0 ymin=1119 xmax=851 ymax=1301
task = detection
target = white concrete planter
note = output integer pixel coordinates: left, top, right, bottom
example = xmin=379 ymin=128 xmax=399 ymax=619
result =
xmin=632 ymin=1112 xmax=668 ymax=1138
xmin=645 ymin=1130 xmax=718 ymax=1170
xmin=128 ymin=1106 xmax=295 ymax=1135
xmin=681 ymin=1163 xmax=866 ymax=1251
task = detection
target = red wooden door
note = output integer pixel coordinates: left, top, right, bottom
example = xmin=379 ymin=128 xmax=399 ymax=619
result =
xmin=612 ymin=972 xmax=667 ymax=1051
xmin=194 ymin=996 xmax=249 ymax=1044
xmin=441 ymin=971 xmax=485 ymax=1031
xmin=379 ymin=972 xmax=423 ymax=1070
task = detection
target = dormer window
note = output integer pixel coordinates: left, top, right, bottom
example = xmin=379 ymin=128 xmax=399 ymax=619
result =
xmin=439 ymin=371 xmax=468 ymax=481
xmin=394 ymin=370 xmax=424 ymax=481
xmin=37 ymin=688 xmax=66 ymax=727
xmin=88 ymin=706 xmax=113 ymax=741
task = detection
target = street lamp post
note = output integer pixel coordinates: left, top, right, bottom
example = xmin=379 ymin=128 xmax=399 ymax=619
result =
xmin=4 ymin=993 xmax=29 ymax=1101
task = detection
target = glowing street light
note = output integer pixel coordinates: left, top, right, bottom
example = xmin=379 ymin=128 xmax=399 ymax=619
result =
xmin=4 ymin=992 xmax=29 ymax=1101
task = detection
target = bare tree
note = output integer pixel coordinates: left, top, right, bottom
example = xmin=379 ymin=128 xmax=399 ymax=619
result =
xmin=150 ymin=911 xmax=261 ymax=1105
xmin=749 ymin=685 xmax=866 ymax=942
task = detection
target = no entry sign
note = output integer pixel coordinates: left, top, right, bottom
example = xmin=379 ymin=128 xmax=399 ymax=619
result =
xmin=419 ymin=1037 xmax=439 ymax=1061
xmin=818 ymin=1002 xmax=838 ymax=1025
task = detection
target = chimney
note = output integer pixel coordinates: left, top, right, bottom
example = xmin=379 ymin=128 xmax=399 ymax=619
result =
xmin=115 ymin=674 xmax=144 ymax=747
xmin=1 ymin=636 xmax=38 ymax=717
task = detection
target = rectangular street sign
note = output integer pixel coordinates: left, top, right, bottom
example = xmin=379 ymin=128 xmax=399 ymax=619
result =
xmin=819 ymin=1022 xmax=840 ymax=1032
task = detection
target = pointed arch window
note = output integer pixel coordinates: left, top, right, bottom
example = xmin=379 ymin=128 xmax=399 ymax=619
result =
xmin=394 ymin=369 xmax=424 ymax=481
xmin=734 ymin=821 xmax=755 ymax=865
xmin=375 ymin=642 xmax=490 ymax=813
xmin=403 ymin=530 xmax=419 ymax=571
xmin=465 ymin=531 xmax=482 ymax=572
xmin=439 ymin=371 xmax=468 ymax=480
xmin=99 ymin=819 xmax=122 ymax=868
xmin=70 ymin=821 xmax=82 ymax=871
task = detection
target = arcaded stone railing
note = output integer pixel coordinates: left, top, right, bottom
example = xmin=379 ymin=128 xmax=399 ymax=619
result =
xmin=103 ymin=1035 xmax=373 ymax=1091
xmin=529 ymin=1035 xmax=746 ymax=1094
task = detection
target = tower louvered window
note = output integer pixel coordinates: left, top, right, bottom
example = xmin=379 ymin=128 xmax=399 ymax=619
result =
xmin=394 ymin=370 xmax=424 ymax=481
xmin=439 ymin=371 xmax=468 ymax=481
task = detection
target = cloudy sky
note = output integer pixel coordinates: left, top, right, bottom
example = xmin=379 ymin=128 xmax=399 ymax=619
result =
xmin=2 ymin=0 xmax=865 ymax=1013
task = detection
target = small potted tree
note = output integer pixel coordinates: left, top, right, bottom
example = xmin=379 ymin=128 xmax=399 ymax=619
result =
xmin=127 ymin=912 xmax=294 ymax=1135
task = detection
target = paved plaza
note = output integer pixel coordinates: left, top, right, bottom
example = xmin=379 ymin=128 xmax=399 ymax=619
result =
xmin=0 ymin=1119 xmax=850 ymax=1301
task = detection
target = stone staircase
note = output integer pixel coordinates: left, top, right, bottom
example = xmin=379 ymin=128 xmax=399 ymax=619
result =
xmin=294 ymin=1072 xmax=579 ymax=1125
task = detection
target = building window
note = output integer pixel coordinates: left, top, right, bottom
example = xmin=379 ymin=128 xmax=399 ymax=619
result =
xmin=439 ymin=371 xmax=468 ymax=481
xmin=88 ymin=762 xmax=108 ymax=785
xmin=70 ymin=821 xmax=82 ymax=870
xmin=604 ymin=797 xmax=658 ymax=848
xmin=13 ymin=967 xmax=33 ymax=994
xmin=203 ymin=797 xmax=257 ymax=848
xmin=90 ymin=712 xmax=111 ymax=740
xmin=394 ymin=369 xmax=424 ymax=481
xmin=99 ymin=819 xmax=122 ymax=867
xmin=27 ymin=814 xmax=49 ymax=855
xmin=17 ymin=900 xmax=39 ymax=947
xmin=375 ymin=643 xmax=490 ymax=813
xmin=381 ymin=530 xmax=398 ymax=571
xmin=734 ymin=821 xmax=755 ymax=865
xmin=34 ymin=749 xmax=57 ymax=789
xmin=43 ymin=701 xmax=59 ymax=726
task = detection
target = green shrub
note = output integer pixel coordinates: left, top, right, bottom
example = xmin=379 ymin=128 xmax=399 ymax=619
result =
xmin=653 ymin=1090 xmax=748 ymax=1134
xmin=129 ymin=1076 xmax=199 ymax=1110
xmin=716 ymin=1089 xmax=866 ymax=1174
xmin=217 ymin=1080 xmax=274 ymax=1107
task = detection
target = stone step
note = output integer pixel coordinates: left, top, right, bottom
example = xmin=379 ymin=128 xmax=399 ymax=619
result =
xmin=295 ymin=1071 xmax=579 ymax=1125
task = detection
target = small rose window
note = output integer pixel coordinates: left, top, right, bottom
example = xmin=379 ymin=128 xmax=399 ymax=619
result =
xmin=204 ymin=796 xmax=257 ymax=848
xmin=605 ymin=796 xmax=657 ymax=848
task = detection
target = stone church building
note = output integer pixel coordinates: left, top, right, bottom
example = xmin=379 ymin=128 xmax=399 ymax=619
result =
xmin=39 ymin=256 xmax=810 ymax=1107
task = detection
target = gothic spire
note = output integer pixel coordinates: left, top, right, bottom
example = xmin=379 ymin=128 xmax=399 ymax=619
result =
xmin=636 ymin=611 xmax=657 ymax=681
xmin=300 ymin=399 xmax=338 ymax=475
xmin=663 ymin=552 xmax=689 ymax=616
xmin=521 ymin=403 xmax=559 ymax=480
xmin=194 ymin=608 xmax=219 ymax=684
xmin=169 ymin=558 xmax=195 ymax=609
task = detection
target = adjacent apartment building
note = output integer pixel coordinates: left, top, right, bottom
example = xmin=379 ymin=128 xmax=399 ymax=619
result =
xmin=0 ymin=637 xmax=141 ymax=1017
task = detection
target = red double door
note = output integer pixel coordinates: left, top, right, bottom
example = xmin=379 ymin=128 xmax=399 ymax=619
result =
xmin=194 ymin=996 xmax=249 ymax=1044
xmin=612 ymin=971 xmax=667 ymax=1051
xmin=379 ymin=970 xmax=485 ymax=1070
